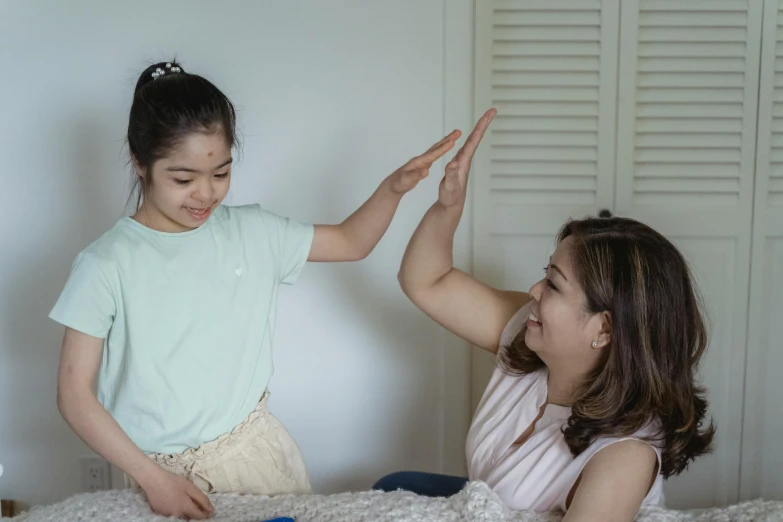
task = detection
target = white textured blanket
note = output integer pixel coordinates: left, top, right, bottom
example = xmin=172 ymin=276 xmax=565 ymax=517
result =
xmin=13 ymin=482 xmax=783 ymax=521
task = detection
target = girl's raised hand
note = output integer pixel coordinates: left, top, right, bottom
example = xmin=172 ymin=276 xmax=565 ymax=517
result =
xmin=388 ymin=130 xmax=462 ymax=194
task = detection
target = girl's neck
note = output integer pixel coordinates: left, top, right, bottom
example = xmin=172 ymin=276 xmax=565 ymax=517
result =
xmin=133 ymin=203 xmax=190 ymax=233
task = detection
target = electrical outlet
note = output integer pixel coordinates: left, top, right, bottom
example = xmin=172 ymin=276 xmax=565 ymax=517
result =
xmin=81 ymin=456 xmax=111 ymax=492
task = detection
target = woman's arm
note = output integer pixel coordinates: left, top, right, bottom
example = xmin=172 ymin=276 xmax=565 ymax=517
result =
xmin=398 ymin=109 xmax=530 ymax=352
xmin=563 ymin=440 xmax=659 ymax=522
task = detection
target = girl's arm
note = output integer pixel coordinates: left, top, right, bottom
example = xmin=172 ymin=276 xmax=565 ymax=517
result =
xmin=57 ymin=328 xmax=213 ymax=520
xmin=563 ymin=441 xmax=659 ymax=522
xmin=398 ymin=109 xmax=530 ymax=353
xmin=308 ymin=131 xmax=461 ymax=262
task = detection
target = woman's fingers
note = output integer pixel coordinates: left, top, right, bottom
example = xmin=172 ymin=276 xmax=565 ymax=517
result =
xmin=453 ymin=109 xmax=496 ymax=165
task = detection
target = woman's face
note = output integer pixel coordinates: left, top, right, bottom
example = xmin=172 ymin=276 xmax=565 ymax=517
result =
xmin=525 ymin=236 xmax=610 ymax=368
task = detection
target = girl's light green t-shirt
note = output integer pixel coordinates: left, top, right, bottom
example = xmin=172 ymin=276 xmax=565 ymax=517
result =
xmin=49 ymin=204 xmax=314 ymax=454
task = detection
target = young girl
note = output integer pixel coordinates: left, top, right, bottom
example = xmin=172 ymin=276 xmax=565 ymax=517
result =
xmin=51 ymin=61 xmax=460 ymax=520
xmin=377 ymin=110 xmax=715 ymax=521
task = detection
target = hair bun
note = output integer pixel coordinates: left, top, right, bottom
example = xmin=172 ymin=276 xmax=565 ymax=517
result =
xmin=134 ymin=60 xmax=185 ymax=94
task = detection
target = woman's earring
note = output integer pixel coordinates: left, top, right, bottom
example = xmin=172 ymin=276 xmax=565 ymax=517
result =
xmin=591 ymin=340 xmax=598 ymax=348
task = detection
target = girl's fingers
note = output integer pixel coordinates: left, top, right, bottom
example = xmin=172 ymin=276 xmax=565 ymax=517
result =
xmin=426 ymin=129 xmax=462 ymax=153
xmin=188 ymin=484 xmax=213 ymax=513
xmin=182 ymin=501 xmax=208 ymax=521
xmin=418 ymin=138 xmax=458 ymax=165
xmin=403 ymin=168 xmax=427 ymax=184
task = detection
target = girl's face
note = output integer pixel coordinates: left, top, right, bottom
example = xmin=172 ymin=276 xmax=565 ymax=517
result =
xmin=135 ymin=132 xmax=232 ymax=233
xmin=525 ymin=236 xmax=610 ymax=370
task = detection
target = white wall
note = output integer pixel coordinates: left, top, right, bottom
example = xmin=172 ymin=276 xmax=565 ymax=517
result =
xmin=0 ymin=0 xmax=475 ymax=506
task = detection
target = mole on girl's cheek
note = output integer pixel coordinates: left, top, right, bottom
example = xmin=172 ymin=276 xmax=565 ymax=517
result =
xmin=208 ymin=151 xmax=213 ymax=157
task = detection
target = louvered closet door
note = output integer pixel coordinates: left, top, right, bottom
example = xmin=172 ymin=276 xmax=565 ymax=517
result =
xmin=614 ymin=0 xmax=763 ymax=508
xmin=471 ymin=0 xmax=620 ymax=406
xmin=740 ymin=0 xmax=783 ymax=503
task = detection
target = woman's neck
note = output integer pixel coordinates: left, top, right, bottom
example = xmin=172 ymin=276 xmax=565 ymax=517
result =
xmin=545 ymin=363 xmax=586 ymax=407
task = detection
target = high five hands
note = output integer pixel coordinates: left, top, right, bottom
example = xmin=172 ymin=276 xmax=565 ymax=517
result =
xmin=387 ymin=108 xmax=496 ymax=199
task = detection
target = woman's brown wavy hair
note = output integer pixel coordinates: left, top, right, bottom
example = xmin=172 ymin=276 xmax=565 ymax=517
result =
xmin=498 ymin=216 xmax=715 ymax=477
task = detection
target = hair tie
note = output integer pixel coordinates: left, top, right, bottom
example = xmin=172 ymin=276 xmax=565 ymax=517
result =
xmin=151 ymin=63 xmax=182 ymax=80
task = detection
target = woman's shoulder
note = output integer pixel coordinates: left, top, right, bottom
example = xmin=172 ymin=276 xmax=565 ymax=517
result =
xmin=583 ymin=417 xmax=665 ymax=463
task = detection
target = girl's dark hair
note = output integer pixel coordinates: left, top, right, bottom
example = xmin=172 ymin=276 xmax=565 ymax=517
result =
xmin=127 ymin=60 xmax=238 ymax=209
xmin=499 ymin=216 xmax=715 ymax=478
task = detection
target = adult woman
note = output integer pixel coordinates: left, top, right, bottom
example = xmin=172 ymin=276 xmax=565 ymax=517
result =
xmin=376 ymin=110 xmax=714 ymax=521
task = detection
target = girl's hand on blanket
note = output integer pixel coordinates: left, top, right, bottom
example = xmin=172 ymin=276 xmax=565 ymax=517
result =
xmin=438 ymin=109 xmax=496 ymax=208
xmin=388 ymin=130 xmax=462 ymax=194
xmin=143 ymin=469 xmax=214 ymax=520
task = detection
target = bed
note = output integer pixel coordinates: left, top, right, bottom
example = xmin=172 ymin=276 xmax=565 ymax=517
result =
xmin=11 ymin=481 xmax=783 ymax=521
